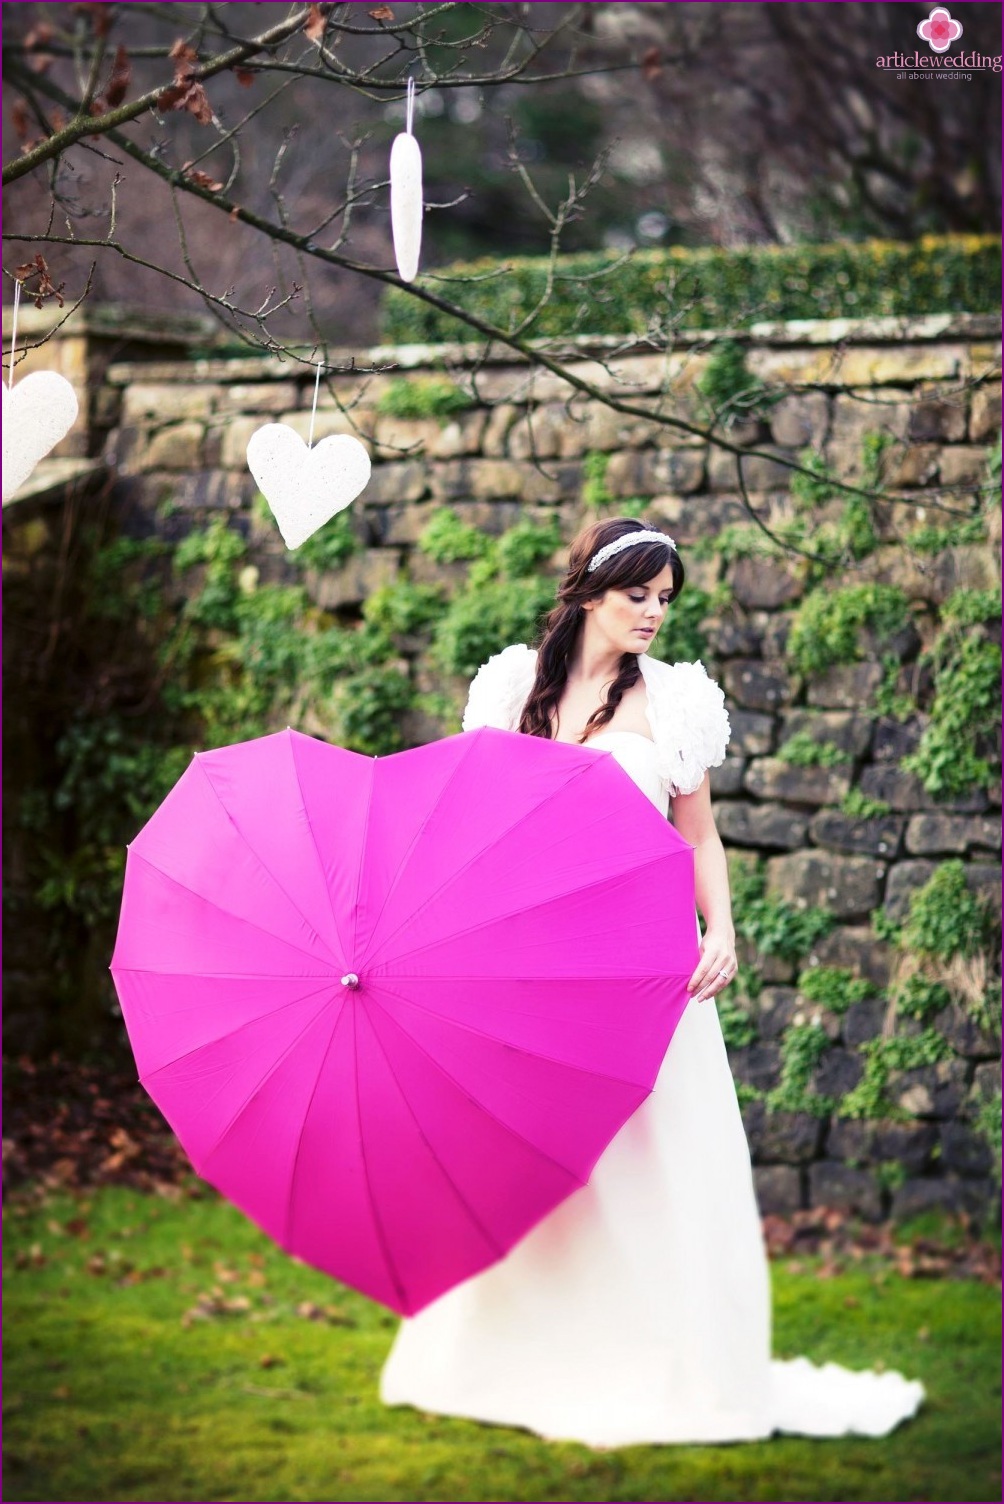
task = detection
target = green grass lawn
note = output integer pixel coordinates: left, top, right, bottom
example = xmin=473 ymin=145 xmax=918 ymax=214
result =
xmin=3 ymin=1186 xmax=1000 ymax=1503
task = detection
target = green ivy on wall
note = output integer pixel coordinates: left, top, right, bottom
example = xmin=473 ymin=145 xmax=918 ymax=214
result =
xmin=787 ymin=583 xmax=912 ymax=678
xmin=902 ymin=588 xmax=1002 ymax=798
xmin=421 ymin=509 xmax=561 ymax=680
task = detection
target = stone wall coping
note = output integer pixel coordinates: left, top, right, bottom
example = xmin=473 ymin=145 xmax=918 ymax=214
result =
xmin=4 ymin=303 xmax=996 ymax=389
xmin=1 ymin=457 xmax=107 ymax=508
xmin=2 ymin=303 xmax=216 ymax=347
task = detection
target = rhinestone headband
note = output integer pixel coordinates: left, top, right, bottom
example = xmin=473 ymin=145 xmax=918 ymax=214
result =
xmin=586 ymin=529 xmax=678 ymax=574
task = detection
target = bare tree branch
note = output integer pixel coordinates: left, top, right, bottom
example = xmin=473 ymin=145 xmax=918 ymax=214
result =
xmin=3 ymin=8 xmax=315 ymax=185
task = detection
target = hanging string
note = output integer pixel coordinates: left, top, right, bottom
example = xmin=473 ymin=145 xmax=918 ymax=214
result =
xmin=405 ymin=75 xmax=415 ymax=136
xmin=307 ymin=359 xmax=322 ymax=449
xmin=8 ymin=278 xmax=21 ymax=391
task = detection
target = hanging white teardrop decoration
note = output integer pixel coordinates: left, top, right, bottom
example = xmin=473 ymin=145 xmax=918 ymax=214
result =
xmin=390 ymin=77 xmax=423 ymax=283
xmin=2 ymin=282 xmax=79 ymax=504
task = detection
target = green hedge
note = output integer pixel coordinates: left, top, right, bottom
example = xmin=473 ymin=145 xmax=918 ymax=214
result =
xmin=382 ymin=234 xmax=1001 ymax=342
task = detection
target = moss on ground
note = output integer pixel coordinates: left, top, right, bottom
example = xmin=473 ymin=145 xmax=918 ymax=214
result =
xmin=3 ymin=1187 xmax=1000 ymax=1503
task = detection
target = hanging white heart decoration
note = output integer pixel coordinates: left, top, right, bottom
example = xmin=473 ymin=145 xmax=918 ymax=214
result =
xmin=246 ymin=424 xmax=371 ymax=551
xmin=2 ymin=371 xmax=80 ymax=503
xmin=390 ymin=131 xmax=424 ymax=283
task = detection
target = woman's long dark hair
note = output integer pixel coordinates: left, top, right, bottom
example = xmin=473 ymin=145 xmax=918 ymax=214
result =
xmin=518 ymin=517 xmax=684 ymax=742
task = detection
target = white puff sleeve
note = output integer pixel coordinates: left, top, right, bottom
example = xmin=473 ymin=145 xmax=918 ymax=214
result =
xmin=461 ymin=644 xmax=538 ymax=733
xmin=642 ymin=658 xmax=731 ymax=797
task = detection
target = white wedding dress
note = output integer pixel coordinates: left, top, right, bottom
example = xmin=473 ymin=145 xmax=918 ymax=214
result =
xmin=380 ymin=647 xmax=924 ymax=1447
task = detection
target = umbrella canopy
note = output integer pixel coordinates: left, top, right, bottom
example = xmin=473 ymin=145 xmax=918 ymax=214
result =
xmin=111 ymin=727 xmax=699 ymax=1315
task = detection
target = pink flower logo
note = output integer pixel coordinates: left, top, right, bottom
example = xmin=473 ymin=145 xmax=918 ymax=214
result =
xmin=917 ymin=6 xmax=963 ymax=51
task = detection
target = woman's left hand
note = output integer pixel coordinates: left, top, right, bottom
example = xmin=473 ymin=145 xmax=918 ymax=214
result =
xmin=687 ymin=929 xmax=738 ymax=1004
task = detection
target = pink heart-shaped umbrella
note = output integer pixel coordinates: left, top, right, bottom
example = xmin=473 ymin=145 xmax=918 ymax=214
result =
xmin=111 ymin=727 xmax=699 ymax=1314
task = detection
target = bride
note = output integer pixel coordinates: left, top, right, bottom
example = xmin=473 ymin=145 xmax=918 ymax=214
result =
xmin=380 ymin=516 xmax=924 ymax=1447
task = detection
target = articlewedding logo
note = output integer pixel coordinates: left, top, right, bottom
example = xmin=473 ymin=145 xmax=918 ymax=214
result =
xmin=875 ymin=3 xmax=1002 ymax=79
xmin=916 ymin=6 xmax=963 ymax=51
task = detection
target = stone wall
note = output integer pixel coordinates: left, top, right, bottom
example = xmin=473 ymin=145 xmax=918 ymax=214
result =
xmin=4 ymin=308 xmax=1001 ymax=1221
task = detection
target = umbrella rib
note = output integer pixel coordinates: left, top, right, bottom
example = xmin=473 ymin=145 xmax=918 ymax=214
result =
xmin=282 ymin=994 xmax=351 ymax=1251
xmin=348 ymin=756 xmax=377 ymax=962
xmin=193 ymin=758 xmax=343 ymax=969
xmin=351 ymin=1005 xmax=411 ymax=1314
xmin=382 ymin=969 xmax=695 ymax=983
xmin=189 ymin=992 xmax=340 ymax=1171
xmin=360 ymin=747 xmax=652 ymax=967
xmin=126 ymin=852 xmax=338 ymax=972
xmin=135 ymin=981 xmax=336 ymax=1077
xmin=111 ymin=967 xmax=334 ymax=979
xmin=355 ymin=730 xmax=485 ymax=963
xmin=360 ymin=1007 xmax=512 ymax=1262
xmin=378 ymin=850 xmax=688 ymax=968
xmin=370 ymin=975 xmax=658 ymax=1090
xmin=363 ymin=989 xmax=592 ymax=1184
xmin=285 ymin=733 xmax=352 ymax=967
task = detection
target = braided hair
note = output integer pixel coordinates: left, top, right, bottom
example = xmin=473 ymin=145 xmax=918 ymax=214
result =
xmin=518 ymin=517 xmax=684 ymax=742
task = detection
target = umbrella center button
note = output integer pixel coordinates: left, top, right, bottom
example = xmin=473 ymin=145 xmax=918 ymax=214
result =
xmin=340 ymin=973 xmax=360 ymax=989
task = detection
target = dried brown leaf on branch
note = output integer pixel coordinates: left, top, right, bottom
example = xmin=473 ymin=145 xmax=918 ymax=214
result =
xmin=104 ymin=45 xmax=132 ymax=108
xmin=369 ymin=4 xmax=395 ymax=21
xmin=23 ymin=22 xmax=54 ymax=50
xmin=233 ymin=66 xmax=256 ymax=88
xmin=157 ymin=78 xmax=213 ymax=124
xmin=304 ymin=5 xmax=327 ymax=43
xmin=169 ymin=38 xmax=199 ymax=70
xmin=640 ymin=46 xmax=662 ymax=82
xmin=182 ymin=163 xmax=224 ymax=193
xmin=11 ymin=99 xmax=32 ymax=143
xmin=72 ymin=2 xmax=112 ymax=37
xmin=13 ymin=253 xmax=65 ymax=309
xmin=23 ymin=22 xmax=54 ymax=72
xmin=157 ymin=38 xmax=213 ymax=124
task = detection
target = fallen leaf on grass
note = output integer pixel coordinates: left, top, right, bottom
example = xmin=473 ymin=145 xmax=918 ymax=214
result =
xmin=295 ymin=1299 xmax=356 ymax=1327
xmin=259 ymin=1353 xmax=284 ymax=1369
xmin=241 ymin=1383 xmax=305 ymax=1399
xmin=762 ymin=1214 xmax=795 ymax=1256
xmin=181 ymin=1289 xmax=254 ymax=1325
